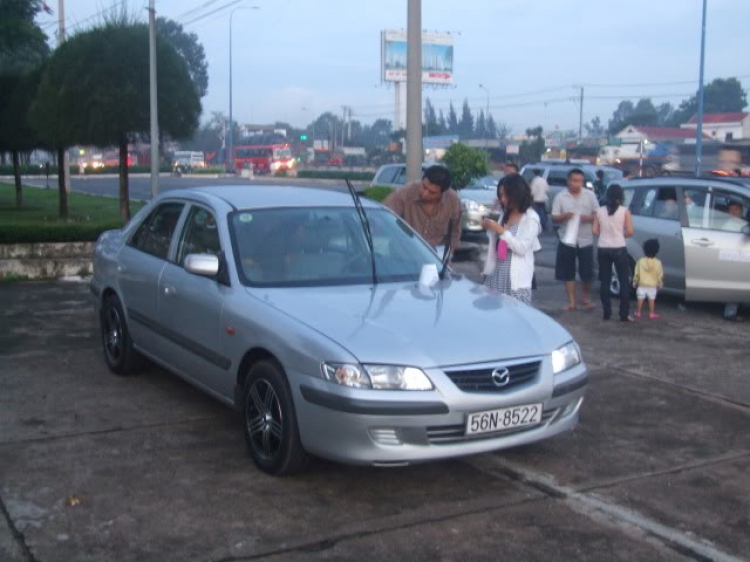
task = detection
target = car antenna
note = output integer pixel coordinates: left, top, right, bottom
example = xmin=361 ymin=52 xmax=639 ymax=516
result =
xmin=439 ymin=219 xmax=453 ymax=279
xmin=345 ymin=179 xmax=377 ymax=285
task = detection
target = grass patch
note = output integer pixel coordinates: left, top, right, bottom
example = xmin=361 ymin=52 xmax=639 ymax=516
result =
xmin=361 ymin=185 xmax=394 ymax=203
xmin=0 ymin=183 xmax=144 ymax=244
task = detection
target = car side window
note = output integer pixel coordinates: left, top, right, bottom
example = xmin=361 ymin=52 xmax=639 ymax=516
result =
xmin=177 ymin=206 xmax=222 ymax=265
xmin=521 ymin=168 xmax=540 ymax=182
xmin=129 ymin=203 xmax=185 ymax=260
xmin=707 ymin=190 xmax=750 ymax=233
xmin=375 ymin=166 xmax=398 ymax=185
xmin=637 ymin=187 xmax=679 ymax=220
xmin=683 ymin=188 xmax=709 ymax=227
xmin=393 ymin=166 xmax=408 ymax=185
xmin=547 ymin=169 xmax=569 ymax=186
xmin=622 ymin=188 xmax=636 ymax=210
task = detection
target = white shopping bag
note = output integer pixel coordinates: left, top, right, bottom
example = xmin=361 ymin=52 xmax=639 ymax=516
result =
xmin=561 ymin=213 xmax=580 ymax=246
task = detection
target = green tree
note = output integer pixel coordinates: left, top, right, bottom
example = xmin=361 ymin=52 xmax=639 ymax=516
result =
xmin=459 ymin=99 xmax=474 ymax=139
xmin=0 ymin=70 xmax=46 ymax=207
xmin=608 ymin=100 xmax=635 ymax=135
xmin=475 ymin=110 xmax=487 ymax=140
xmin=668 ymin=77 xmax=748 ymax=126
xmin=441 ymin=142 xmax=488 ymax=188
xmin=438 ymin=109 xmax=447 ymax=133
xmin=656 ymin=102 xmax=674 ymax=126
xmin=31 ymin=22 xmax=201 ymax=220
xmin=519 ymin=126 xmax=545 ymax=166
xmin=424 ymin=97 xmax=439 ymax=136
xmin=447 ymin=102 xmax=459 ymax=135
xmin=156 ymin=17 xmax=208 ymax=98
xmin=0 ymin=0 xmax=50 ymax=75
xmin=584 ymin=116 xmax=605 ymax=138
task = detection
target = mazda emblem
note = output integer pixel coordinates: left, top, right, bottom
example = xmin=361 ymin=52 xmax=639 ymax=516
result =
xmin=491 ymin=368 xmax=511 ymax=387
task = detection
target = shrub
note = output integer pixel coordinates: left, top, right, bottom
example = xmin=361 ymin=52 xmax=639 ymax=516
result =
xmin=361 ymin=185 xmax=394 ymax=203
xmin=297 ymin=170 xmax=375 ymax=181
xmin=441 ymin=143 xmax=489 ymax=188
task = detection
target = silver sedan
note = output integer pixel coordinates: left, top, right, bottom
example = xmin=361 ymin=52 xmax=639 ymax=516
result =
xmin=91 ymin=186 xmax=587 ymax=475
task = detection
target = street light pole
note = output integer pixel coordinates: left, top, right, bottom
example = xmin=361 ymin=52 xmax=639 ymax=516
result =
xmin=405 ymin=0 xmax=422 ymax=184
xmin=228 ymin=6 xmax=259 ymax=173
xmin=148 ymin=0 xmax=159 ymax=197
xmin=479 ymin=84 xmax=490 ymax=150
xmin=695 ymin=0 xmax=708 ymax=177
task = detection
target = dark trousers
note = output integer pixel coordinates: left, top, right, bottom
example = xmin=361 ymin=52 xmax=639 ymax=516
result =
xmin=533 ymin=203 xmax=548 ymax=231
xmin=598 ymin=247 xmax=630 ymax=320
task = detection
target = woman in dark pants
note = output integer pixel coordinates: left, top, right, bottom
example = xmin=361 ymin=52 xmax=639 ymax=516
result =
xmin=593 ymin=184 xmax=635 ymax=321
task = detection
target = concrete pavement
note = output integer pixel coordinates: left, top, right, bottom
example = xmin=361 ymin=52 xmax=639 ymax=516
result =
xmin=1 ymin=271 xmax=749 ymax=561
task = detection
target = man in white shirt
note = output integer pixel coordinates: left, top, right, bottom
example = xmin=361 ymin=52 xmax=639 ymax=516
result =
xmin=529 ymin=169 xmax=549 ymax=231
xmin=551 ymin=168 xmax=599 ymax=311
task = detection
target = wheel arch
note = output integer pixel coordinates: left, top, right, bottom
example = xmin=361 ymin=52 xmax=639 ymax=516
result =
xmin=234 ymin=347 xmax=284 ymax=409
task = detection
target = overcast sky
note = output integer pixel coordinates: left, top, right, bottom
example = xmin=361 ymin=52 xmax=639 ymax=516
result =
xmin=40 ymin=0 xmax=750 ymax=134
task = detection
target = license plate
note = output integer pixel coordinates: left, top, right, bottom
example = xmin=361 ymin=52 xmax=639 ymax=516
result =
xmin=466 ymin=403 xmax=543 ymax=435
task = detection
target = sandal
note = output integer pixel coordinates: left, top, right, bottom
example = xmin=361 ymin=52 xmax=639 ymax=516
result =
xmin=648 ymin=313 xmax=661 ymax=319
xmin=563 ymin=304 xmax=577 ymax=311
xmin=581 ymin=301 xmax=596 ymax=310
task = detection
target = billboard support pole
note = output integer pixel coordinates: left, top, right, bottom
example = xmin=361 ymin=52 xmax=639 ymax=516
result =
xmin=406 ymin=0 xmax=423 ymax=184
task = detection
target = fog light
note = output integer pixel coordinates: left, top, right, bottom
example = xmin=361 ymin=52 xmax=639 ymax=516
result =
xmin=369 ymin=427 xmax=402 ymax=446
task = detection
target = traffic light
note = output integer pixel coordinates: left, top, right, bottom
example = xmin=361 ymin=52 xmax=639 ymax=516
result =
xmin=299 ymin=134 xmax=308 ymax=141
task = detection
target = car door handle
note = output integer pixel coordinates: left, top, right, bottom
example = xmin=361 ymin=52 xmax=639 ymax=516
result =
xmin=691 ymin=238 xmax=714 ymax=247
xmin=117 ymin=264 xmax=127 ymax=273
xmin=163 ymin=284 xmax=177 ymax=296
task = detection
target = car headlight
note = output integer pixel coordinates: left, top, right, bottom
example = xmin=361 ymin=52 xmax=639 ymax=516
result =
xmin=551 ymin=342 xmax=582 ymax=375
xmin=462 ymin=199 xmax=481 ymax=212
xmin=322 ymin=363 xmax=433 ymax=390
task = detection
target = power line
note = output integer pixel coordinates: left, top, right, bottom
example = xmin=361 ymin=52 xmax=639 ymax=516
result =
xmin=583 ymin=74 xmax=750 ymax=88
xmin=181 ymin=0 xmax=244 ymax=26
xmin=175 ymin=0 xmax=224 ymax=22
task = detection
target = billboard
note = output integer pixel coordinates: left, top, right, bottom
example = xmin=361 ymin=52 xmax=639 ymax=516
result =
xmin=381 ymin=29 xmax=454 ymax=85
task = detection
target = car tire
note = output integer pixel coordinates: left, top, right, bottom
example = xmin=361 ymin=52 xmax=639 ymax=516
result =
xmin=242 ymin=360 xmax=309 ymax=476
xmin=100 ymin=293 xmax=145 ymax=376
xmin=609 ymin=256 xmax=636 ymax=299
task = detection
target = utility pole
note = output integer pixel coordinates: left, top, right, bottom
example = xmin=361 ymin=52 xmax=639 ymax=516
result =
xmin=695 ymin=0 xmax=708 ymax=177
xmin=578 ymin=86 xmax=584 ymax=144
xmin=405 ymin=0 xmax=423 ymax=183
xmin=57 ymin=0 xmax=71 ymax=195
xmin=148 ymin=0 xmax=159 ymax=197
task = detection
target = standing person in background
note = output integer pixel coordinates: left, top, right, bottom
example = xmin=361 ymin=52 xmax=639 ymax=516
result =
xmin=594 ymin=170 xmax=606 ymax=199
xmin=633 ymin=239 xmax=664 ymax=319
xmin=504 ymin=162 xmax=519 ymax=175
xmin=622 ymin=169 xmax=632 ymax=181
xmin=529 ymin=169 xmax=549 ymax=231
xmin=384 ymin=165 xmax=462 ymax=255
xmin=593 ymin=184 xmax=635 ymax=322
xmin=482 ymin=174 xmax=541 ymax=305
xmin=552 ymin=169 xmax=600 ymax=311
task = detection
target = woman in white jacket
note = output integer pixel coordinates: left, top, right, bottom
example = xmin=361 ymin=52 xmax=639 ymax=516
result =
xmin=482 ymin=174 xmax=542 ymax=304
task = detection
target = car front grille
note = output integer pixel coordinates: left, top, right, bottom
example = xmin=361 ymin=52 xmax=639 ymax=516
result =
xmin=426 ymin=409 xmax=557 ymax=445
xmin=443 ymin=361 xmax=540 ymax=393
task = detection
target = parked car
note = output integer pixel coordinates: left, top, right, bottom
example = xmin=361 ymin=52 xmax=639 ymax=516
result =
xmin=91 ymin=186 xmax=588 ymax=475
xmin=371 ymin=163 xmax=430 ymax=189
xmin=459 ymin=177 xmax=502 ymax=233
xmin=520 ymin=162 xmax=623 ymax=211
xmin=597 ymin=177 xmax=750 ymax=302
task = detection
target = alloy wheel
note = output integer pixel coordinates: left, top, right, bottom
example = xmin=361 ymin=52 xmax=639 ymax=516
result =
xmin=245 ymin=379 xmax=284 ymax=460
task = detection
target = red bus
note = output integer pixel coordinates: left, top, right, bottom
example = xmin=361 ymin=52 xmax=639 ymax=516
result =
xmin=233 ymin=143 xmax=295 ymax=174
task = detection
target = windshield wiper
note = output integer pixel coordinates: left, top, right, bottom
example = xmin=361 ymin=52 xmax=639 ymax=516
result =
xmin=439 ymin=218 xmax=453 ymax=279
xmin=345 ymin=179 xmax=377 ymax=285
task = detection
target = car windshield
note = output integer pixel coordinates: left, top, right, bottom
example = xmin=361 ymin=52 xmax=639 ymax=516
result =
xmin=229 ymin=207 xmax=443 ymax=287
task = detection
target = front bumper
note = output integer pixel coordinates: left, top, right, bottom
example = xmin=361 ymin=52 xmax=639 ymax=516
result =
xmin=462 ymin=208 xmax=490 ymax=232
xmin=291 ymin=360 xmax=588 ymax=466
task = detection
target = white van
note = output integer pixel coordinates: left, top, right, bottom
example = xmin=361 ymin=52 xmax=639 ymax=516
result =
xmin=172 ymin=151 xmax=206 ymax=172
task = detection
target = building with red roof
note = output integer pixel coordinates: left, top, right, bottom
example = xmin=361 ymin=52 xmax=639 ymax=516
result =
xmin=680 ymin=112 xmax=750 ymax=141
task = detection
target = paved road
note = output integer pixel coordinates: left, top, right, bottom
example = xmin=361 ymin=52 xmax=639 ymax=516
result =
xmin=1 ymin=275 xmax=748 ymax=562
xmin=21 ymin=175 xmax=364 ymax=201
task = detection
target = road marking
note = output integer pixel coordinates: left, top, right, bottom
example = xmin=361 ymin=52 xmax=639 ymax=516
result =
xmin=467 ymin=456 xmax=748 ymax=562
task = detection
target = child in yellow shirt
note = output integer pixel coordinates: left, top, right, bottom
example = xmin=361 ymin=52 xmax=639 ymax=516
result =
xmin=633 ymin=239 xmax=664 ymax=319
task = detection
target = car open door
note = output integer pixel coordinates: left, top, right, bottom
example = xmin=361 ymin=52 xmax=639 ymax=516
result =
xmin=682 ymin=186 xmax=750 ymax=303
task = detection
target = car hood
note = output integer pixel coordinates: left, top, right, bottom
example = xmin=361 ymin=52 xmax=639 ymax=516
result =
xmin=460 ymin=190 xmax=497 ymax=207
xmin=250 ymin=278 xmax=571 ymax=368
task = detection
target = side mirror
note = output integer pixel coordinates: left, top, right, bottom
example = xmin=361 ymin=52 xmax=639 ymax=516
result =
xmin=741 ymin=224 xmax=750 ymax=237
xmin=184 ymin=253 xmax=220 ymax=277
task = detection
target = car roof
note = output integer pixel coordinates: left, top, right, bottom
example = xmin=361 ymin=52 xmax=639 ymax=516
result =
xmin=156 ymin=185 xmax=382 ymax=211
xmin=622 ymin=176 xmax=750 ymax=195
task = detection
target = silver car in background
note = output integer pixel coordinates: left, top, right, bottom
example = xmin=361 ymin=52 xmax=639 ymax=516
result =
xmin=604 ymin=177 xmax=750 ymax=302
xmin=91 ymin=186 xmax=587 ymax=475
